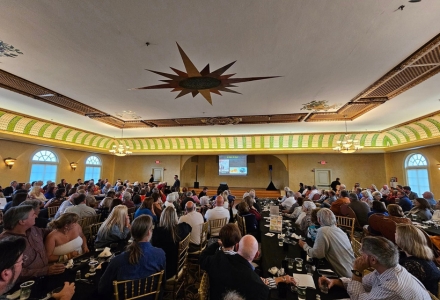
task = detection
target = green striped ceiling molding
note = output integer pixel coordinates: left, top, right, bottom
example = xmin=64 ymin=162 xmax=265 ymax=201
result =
xmin=0 ymin=110 xmax=112 ymax=149
xmin=1 ymin=109 xmax=440 ymax=152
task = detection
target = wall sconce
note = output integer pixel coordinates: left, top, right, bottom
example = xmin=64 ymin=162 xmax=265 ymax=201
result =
xmin=70 ymin=162 xmax=78 ymax=171
xmin=4 ymin=157 xmax=16 ymax=169
xmin=437 ymin=164 xmax=440 ymax=170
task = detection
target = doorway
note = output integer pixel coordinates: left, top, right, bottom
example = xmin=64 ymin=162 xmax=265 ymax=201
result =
xmin=152 ymin=168 xmax=163 ymax=182
xmin=314 ymin=169 xmax=332 ymax=190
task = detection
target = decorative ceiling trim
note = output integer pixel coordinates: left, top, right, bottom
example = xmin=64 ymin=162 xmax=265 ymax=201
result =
xmin=1 ymin=34 xmax=440 ymax=128
xmin=305 ymin=32 xmax=440 ymax=122
xmin=2 ymin=110 xmax=439 ymax=153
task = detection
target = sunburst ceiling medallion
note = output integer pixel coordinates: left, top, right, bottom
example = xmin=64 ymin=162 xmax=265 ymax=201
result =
xmin=134 ymin=43 xmax=279 ymax=105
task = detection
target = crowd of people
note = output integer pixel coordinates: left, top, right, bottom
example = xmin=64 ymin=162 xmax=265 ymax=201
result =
xmin=0 ymin=176 xmax=439 ymax=299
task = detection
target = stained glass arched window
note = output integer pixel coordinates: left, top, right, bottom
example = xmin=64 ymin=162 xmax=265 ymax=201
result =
xmin=405 ymin=153 xmax=430 ymax=196
xmin=30 ymin=150 xmax=58 ymax=183
xmin=84 ymin=155 xmax=101 ymax=182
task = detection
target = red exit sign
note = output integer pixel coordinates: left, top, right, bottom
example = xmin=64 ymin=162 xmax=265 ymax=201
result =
xmin=155 ymin=160 xmax=160 ymax=164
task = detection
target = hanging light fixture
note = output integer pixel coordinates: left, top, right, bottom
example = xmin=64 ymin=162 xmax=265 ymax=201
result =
xmin=333 ymin=115 xmax=363 ymax=154
xmin=109 ymin=126 xmax=132 ymax=156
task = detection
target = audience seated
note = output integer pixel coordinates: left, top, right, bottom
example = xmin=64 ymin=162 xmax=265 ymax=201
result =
xmin=283 ymin=196 xmax=303 ymax=218
xmin=0 ymin=206 xmax=66 ymax=280
xmin=205 ymin=196 xmax=230 ymax=225
xmin=387 ymin=204 xmax=412 ymax=224
xmin=396 ymin=190 xmax=413 ymax=213
xmin=2 ymin=192 xmax=27 ymax=214
xmin=298 ymin=208 xmax=354 ymax=277
xmin=200 ymin=234 xmax=296 ymax=300
xmin=95 ymin=205 xmax=130 ymax=248
xmin=243 ymin=196 xmax=261 ymax=221
xmin=54 ymin=193 xmax=77 ymax=219
xmin=20 ymin=199 xmax=50 ymax=229
xmin=64 ymin=194 xmax=96 ymax=218
xmin=134 ymin=197 xmax=157 ymax=223
xmin=98 ymin=190 xmax=115 ymax=209
xmin=151 ymin=206 xmax=191 ymax=279
xmin=395 ymin=224 xmax=440 ymax=295
xmin=319 ymin=236 xmax=430 ymax=299
xmin=408 ymin=198 xmax=433 ymax=222
xmin=178 ymin=201 xmax=204 ymax=251
xmin=299 ymin=201 xmax=317 ymax=236
xmin=360 ymin=190 xmax=373 ymax=207
xmin=423 ymin=191 xmax=436 ymax=208
xmin=236 ymin=202 xmax=258 ymax=238
xmin=45 ymin=213 xmax=89 ymax=262
xmin=404 ymin=186 xmax=418 ymax=200
xmin=280 ymin=190 xmax=296 ymax=210
xmin=45 ymin=188 xmax=66 ymax=209
xmin=98 ymin=215 xmax=165 ymax=297
xmin=321 ymin=190 xmax=337 ymax=208
xmin=307 ymin=208 xmax=321 ymax=241
xmin=380 ymin=184 xmax=390 ymax=196
xmin=28 ymin=185 xmax=47 ymax=204
xmin=348 ymin=192 xmax=370 ymax=227
xmin=367 ymin=200 xmax=388 ymax=218
xmin=330 ymin=190 xmax=350 ymax=216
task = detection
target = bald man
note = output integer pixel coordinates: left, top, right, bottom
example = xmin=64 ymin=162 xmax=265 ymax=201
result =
xmin=179 ymin=201 xmax=204 ymax=250
xmin=201 ymin=235 xmax=294 ymax=300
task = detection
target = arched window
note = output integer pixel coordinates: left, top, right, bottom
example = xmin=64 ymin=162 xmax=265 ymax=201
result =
xmin=29 ymin=150 xmax=58 ymax=183
xmin=84 ymin=155 xmax=101 ymax=182
xmin=405 ymin=153 xmax=430 ymax=196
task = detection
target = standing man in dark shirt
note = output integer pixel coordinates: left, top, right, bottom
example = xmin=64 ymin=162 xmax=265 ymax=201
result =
xmin=330 ymin=178 xmax=341 ymax=192
xmin=3 ymin=181 xmax=17 ymax=197
xmin=149 ymin=174 xmax=154 ymax=183
xmin=172 ymin=175 xmax=180 ymax=192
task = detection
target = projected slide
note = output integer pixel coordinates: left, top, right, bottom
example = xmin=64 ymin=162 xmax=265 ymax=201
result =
xmin=219 ymin=155 xmax=247 ymax=176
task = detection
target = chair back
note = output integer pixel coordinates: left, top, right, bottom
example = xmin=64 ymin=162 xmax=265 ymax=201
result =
xmin=88 ymin=222 xmax=103 ymax=247
xmin=47 ymin=206 xmax=60 ymax=219
xmin=208 ymin=218 xmax=228 ymax=237
xmin=379 ymin=218 xmax=397 ymax=243
xmin=127 ymin=207 xmax=136 ymax=215
xmin=198 ymin=272 xmax=210 ymax=300
xmin=368 ymin=214 xmax=385 ymax=235
xmin=345 ymin=206 xmax=362 ymax=230
xmin=336 ymin=216 xmax=355 ymax=241
xmin=235 ymin=214 xmax=247 ymax=236
xmin=312 ymin=193 xmax=321 ymax=201
xmin=175 ymin=234 xmax=191 ymax=279
xmin=199 ymin=222 xmax=209 ymax=251
xmin=129 ymin=212 xmax=135 ymax=222
xmin=352 ymin=238 xmax=362 ymax=258
xmin=113 ymin=270 xmax=164 ymax=300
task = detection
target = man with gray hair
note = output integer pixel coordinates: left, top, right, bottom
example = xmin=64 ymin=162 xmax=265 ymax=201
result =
xmin=0 ymin=206 xmax=66 ymax=280
xmin=423 ymin=191 xmax=436 ymax=208
xmin=298 ymin=208 xmax=354 ymax=277
xmin=179 ymin=201 xmax=204 ymax=251
xmin=319 ymin=236 xmax=430 ymax=299
xmin=281 ymin=190 xmax=296 ymax=209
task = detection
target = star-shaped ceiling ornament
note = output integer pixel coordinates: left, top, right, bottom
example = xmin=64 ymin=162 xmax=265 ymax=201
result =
xmin=134 ymin=43 xmax=279 ymax=105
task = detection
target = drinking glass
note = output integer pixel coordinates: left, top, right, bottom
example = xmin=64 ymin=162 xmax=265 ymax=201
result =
xmin=19 ymin=280 xmax=34 ymax=300
xmin=287 ymin=258 xmax=294 ymax=269
xmin=295 ymin=258 xmax=303 ymax=272
xmin=305 ymin=264 xmax=313 ymax=275
xmin=411 ymin=214 xmax=418 ymax=221
xmin=297 ymin=286 xmax=307 ymax=299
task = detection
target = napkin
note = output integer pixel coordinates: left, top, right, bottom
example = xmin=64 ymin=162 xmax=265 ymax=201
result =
xmin=98 ymin=247 xmax=112 ymax=257
xmin=291 ymin=233 xmax=302 ymax=239
xmin=65 ymin=259 xmax=74 ymax=269
xmin=292 ymin=273 xmax=316 ymax=289
xmin=265 ymin=233 xmax=275 ymax=237
xmin=268 ymin=267 xmax=279 ymax=275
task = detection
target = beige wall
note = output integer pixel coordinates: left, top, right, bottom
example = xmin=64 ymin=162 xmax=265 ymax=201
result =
xmin=2 ymin=138 xmax=438 ymax=197
xmin=0 ymin=139 xmax=115 ymax=185
xmin=385 ymin=144 xmax=440 ymax=197
xmin=180 ymin=155 xmax=289 ymax=189
xmin=287 ymin=153 xmax=387 ymax=191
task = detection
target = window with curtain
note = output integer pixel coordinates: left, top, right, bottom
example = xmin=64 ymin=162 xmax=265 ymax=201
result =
xmin=29 ymin=150 xmax=58 ymax=183
xmin=84 ymin=155 xmax=101 ymax=182
xmin=405 ymin=153 xmax=430 ymax=196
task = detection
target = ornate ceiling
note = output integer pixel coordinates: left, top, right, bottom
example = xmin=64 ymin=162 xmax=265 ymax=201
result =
xmin=0 ymin=0 xmax=440 ymax=151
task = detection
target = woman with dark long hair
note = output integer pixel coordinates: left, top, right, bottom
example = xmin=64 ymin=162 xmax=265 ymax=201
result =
xmin=152 ymin=206 xmax=191 ymax=279
xmin=98 ymin=215 xmax=166 ymax=297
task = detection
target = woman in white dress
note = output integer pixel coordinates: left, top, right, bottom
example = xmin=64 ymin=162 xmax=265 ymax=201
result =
xmin=45 ymin=213 xmax=89 ymax=262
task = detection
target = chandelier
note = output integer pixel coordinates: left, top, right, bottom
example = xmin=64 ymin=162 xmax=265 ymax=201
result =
xmin=109 ymin=127 xmax=132 ymax=156
xmin=333 ymin=116 xmax=363 ymax=154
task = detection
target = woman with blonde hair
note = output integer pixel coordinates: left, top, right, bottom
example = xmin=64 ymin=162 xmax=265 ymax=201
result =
xmin=98 ymin=215 xmax=166 ymax=297
xmin=28 ymin=185 xmax=46 ymax=204
xmin=152 ymin=206 xmax=191 ymax=279
xmin=95 ymin=205 xmax=131 ymax=248
xmin=45 ymin=213 xmax=89 ymax=262
xmin=395 ymin=224 xmax=440 ymax=295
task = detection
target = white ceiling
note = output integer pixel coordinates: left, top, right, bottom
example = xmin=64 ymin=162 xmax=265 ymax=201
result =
xmin=0 ymin=0 xmax=440 ymax=138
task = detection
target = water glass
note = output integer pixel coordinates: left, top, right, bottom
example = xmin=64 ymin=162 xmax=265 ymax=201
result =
xmin=297 ymin=286 xmax=307 ymax=299
xmin=411 ymin=214 xmax=418 ymax=221
xmin=287 ymin=258 xmax=294 ymax=269
xmin=306 ymin=264 xmax=314 ymax=275
xmin=19 ymin=280 xmax=34 ymax=300
xmin=278 ymin=235 xmax=284 ymax=247
xmin=295 ymin=258 xmax=303 ymax=272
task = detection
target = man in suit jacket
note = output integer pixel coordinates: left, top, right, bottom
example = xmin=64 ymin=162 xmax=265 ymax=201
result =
xmin=172 ymin=175 xmax=180 ymax=192
xmin=200 ymin=234 xmax=294 ymax=300
xmin=3 ymin=181 xmax=17 ymax=196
